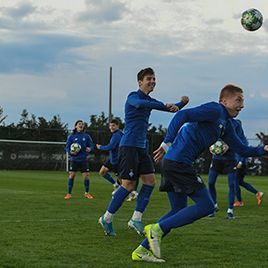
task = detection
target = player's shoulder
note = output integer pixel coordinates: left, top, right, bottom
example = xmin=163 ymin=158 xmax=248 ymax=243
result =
xmin=83 ymin=131 xmax=92 ymax=138
xmin=202 ymin=101 xmax=220 ymax=108
xmin=229 ymin=118 xmax=241 ymax=127
xmin=115 ymin=129 xmax=123 ymax=136
xmin=127 ymin=90 xmax=139 ymax=97
xmin=128 ymin=89 xmax=149 ymax=99
xmin=198 ymin=101 xmax=222 ymax=113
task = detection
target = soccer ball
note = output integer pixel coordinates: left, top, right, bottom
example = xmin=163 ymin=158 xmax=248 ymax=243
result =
xmin=209 ymin=140 xmax=226 ymax=155
xmin=241 ymin=8 xmax=263 ymax=31
xmin=70 ymin=143 xmax=81 ymax=154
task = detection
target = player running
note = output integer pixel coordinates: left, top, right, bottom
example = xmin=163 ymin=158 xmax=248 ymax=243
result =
xmin=96 ymin=119 xmax=123 ymax=194
xmin=131 ymin=84 xmax=268 ymax=262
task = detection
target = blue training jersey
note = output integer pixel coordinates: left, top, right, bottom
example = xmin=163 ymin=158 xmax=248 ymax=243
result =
xmin=120 ymin=89 xmax=186 ymax=149
xmin=100 ymin=129 xmax=123 ymax=165
xmin=164 ymin=102 xmax=266 ymax=164
xmin=66 ymin=131 xmax=94 ymax=161
xmin=213 ymin=119 xmax=248 ymax=161
xmin=233 ymin=119 xmax=249 ymax=165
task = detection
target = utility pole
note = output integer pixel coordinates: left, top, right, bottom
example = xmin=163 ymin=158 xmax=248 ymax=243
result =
xmin=108 ymin=66 xmax=112 ymax=122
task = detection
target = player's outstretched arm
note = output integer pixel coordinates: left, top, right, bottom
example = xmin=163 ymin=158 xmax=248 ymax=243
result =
xmin=176 ymin=95 xmax=190 ymax=109
xmin=165 ymin=103 xmax=179 ymax=112
xmin=166 ymin=96 xmax=189 ymax=112
xmin=181 ymin=96 xmax=189 ymax=105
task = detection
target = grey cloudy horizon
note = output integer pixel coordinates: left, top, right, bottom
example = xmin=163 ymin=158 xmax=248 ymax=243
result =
xmin=1 ymin=0 xmax=268 ymax=143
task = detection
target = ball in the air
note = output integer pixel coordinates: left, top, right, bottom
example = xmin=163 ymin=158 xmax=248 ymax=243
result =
xmin=241 ymin=8 xmax=263 ymax=31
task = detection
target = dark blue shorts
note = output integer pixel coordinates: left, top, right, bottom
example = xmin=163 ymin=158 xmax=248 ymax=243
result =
xmin=103 ymin=159 xmax=119 ymax=176
xmin=160 ymin=159 xmax=205 ymax=194
xmin=69 ymin=160 xmax=89 ymax=173
xmin=118 ymin=146 xmax=155 ymax=180
xmin=210 ymin=159 xmax=237 ymax=174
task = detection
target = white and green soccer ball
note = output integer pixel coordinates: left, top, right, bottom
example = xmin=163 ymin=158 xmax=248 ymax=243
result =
xmin=241 ymin=8 xmax=263 ymax=31
xmin=70 ymin=143 xmax=81 ymax=154
xmin=210 ymin=140 xmax=225 ymax=156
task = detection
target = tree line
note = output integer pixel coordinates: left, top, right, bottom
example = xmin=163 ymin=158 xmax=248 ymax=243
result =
xmin=0 ymin=107 xmax=167 ymax=142
xmin=0 ymin=106 xmax=267 ymax=174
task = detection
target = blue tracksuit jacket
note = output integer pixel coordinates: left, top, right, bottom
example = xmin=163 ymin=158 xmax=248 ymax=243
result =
xmin=100 ymin=129 xmax=123 ymax=165
xmin=120 ymin=89 xmax=187 ymax=149
xmin=163 ymin=102 xmax=266 ymax=164
xmin=66 ymin=131 xmax=94 ymax=161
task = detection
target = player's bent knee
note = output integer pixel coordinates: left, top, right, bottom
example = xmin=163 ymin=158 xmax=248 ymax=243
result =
xmin=121 ymin=180 xmax=135 ymax=191
xmin=141 ymin=174 xmax=156 ymax=186
xmin=99 ymin=166 xmax=107 ymax=176
xmin=69 ymin=172 xmax=76 ymax=179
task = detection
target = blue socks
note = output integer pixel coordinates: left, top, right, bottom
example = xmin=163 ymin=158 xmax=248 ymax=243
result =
xmin=107 ymin=186 xmax=130 ymax=213
xmin=135 ymin=184 xmax=154 ymax=213
xmin=84 ymin=177 xmax=90 ymax=193
xmin=68 ymin=178 xmax=74 ymax=194
xmin=208 ymin=169 xmax=218 ymax=204
xmin=227 ymin=173 xmax=236 ymax=209
xmin=103 ymin=173 xmax=116 ymax=185
xmin=67 ymin=177 xmax=90 ymax=194
xmin=238 ymin=179 xmax=258 ymax=195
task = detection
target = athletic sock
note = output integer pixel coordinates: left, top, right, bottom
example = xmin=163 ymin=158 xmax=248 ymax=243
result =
xmin=227 ymin=208 xmax=233 ymax=214
xmin=131 ymin=211 xmax=143 ymax=221
xmin=103 ymin=173 xmax=116 ymax=184
xmin=227 ymin=173 xmax=236 ymax=209
xmin=84 ymin=177 xmax=90 ymax=193
xmin=135 ymin=184 xmax=154 ymax=213
xmin=107 ymin=186 xmax=130 ymax=214
xmin=68 ymin=178 xmax=74 ymax=194
xmin=104 ymin=211 xmax=114 ymax=223
xmin=208 ymin=169 xmax=218 ymax=204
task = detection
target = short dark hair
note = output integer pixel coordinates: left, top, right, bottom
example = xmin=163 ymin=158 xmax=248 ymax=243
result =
xmin=109 ymin=119 xmax=119 ymax=125
xmin=219 ymin=84 xmax=243 ymax=102
xmin=137 ymin=67 xmax=155 ymax=81
xmin=73 ymin=120 xmax=84 ymax=133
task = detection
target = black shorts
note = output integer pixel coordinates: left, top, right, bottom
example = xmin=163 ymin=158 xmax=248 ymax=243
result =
xmin=69 ymin=160 xmax=89 ymax=173
xmin=159 ymin=159 xmax=206 ymax=194
xmin=118 ymin=146 xmax=155 ymax=180
xmin=210 ymin=159 xmax=237 ymax=174
xmin=103 ymin=159 xmax=119 ymax=176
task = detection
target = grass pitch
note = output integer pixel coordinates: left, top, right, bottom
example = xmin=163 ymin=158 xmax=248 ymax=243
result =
xmin=0 ymin=170 xmax=267 ymax=268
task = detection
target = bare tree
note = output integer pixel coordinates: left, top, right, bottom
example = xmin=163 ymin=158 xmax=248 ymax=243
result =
xmin=0 ymin=106 xmax=7 ymax=125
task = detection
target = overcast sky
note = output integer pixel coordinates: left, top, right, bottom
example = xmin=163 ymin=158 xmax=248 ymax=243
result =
xmin=1 ymin=0 xmax=268 ymax=143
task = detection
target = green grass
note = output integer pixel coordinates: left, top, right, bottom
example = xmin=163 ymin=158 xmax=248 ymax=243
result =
xmin=0 ymin=170 xmax=267 ymax=268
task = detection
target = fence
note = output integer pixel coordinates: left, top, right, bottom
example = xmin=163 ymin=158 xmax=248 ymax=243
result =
xmin=0 ymin=135 xmax=267 ymax=175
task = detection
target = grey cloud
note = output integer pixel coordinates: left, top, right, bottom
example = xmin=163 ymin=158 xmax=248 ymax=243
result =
xmin=0 ymin=2 xmax=36 ymax=18
xmin=77 ymin=0 xmax=128 ymax=24
xmin=0 ymin=34 xmax=95 ymax=74
xmin=0 ymin=16 xmax=50 ymax=31
xmin=204 ymin=18 xmax=224 ymax=26
xmin=233 ymin=12 xmax=241 ymax=20
xmin=263 ymin=20 xmax=268 ymax=32
xmin=0 ymin=2 xmax=51 ymax=31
